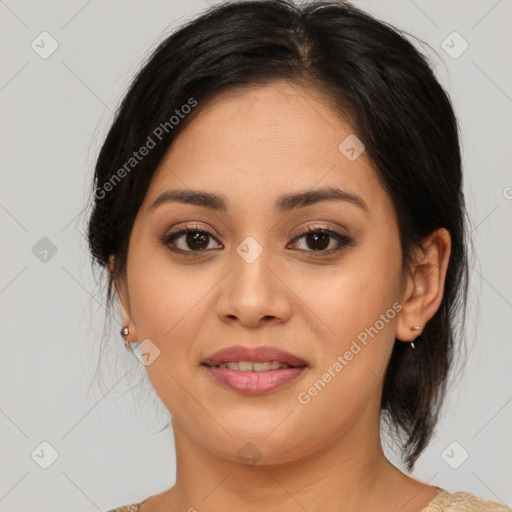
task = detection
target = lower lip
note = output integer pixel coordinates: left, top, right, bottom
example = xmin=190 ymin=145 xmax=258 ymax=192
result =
xmin=203 ymin=365 xmax=307 ymax=394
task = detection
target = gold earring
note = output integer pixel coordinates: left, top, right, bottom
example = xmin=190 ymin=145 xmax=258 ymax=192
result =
xmin=408 ymin=325 xmax=420 ymax=350
xmin=120 ymin=325 xmax=133 ymax=352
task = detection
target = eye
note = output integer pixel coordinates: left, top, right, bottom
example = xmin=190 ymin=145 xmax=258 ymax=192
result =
xmin=162 ymin=223 xmax=354 ymax=257
xmin=288 ymin=226 xmax=354 ymax=255
xmin=163 ymin=224 xmax=223 ymax=255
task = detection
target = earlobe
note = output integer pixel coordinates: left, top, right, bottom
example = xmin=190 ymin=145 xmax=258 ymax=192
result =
xmin=117 ymin=294 xmax=138 ymax=344
xmin=108 ymin=254 xmax=138 ymax=343
xmin=395 ymin=228 xmax=452 ymax=343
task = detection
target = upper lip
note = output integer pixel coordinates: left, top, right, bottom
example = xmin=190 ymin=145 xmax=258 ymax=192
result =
xmin=202 ymin=345 xmax=308 ymax=367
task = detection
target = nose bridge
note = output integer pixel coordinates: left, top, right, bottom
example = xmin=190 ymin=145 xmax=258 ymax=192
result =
xmin=232 ymin=234 xmax=273 ymax=297
xmin=217 ymin=234 xmax=291 ymax=326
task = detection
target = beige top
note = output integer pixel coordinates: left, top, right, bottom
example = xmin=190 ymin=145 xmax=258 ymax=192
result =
xmin=107 ymin=489 xmax=512 ymax=511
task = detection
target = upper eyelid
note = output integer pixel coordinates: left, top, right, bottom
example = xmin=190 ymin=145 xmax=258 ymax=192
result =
xmin=292 ymin=224 xmax=348 ymax=237
xmin=165 ymin=222 xmax=347 ymax=240
xmin=165 ymin=223 xmax=221 ymax=240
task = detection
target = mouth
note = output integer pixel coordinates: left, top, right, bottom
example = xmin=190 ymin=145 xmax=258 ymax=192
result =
xmin=207 ymin=360 xmax=302 ymax=371
xmin=201 ymin=345 xmax=308 ymax=394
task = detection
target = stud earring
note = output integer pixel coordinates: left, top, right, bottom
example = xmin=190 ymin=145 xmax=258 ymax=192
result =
xmin=120 ymin=325 xmax=133 ymax=352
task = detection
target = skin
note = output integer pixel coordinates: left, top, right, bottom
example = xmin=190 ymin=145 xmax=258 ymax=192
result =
xmin=110 ymin=79 xmax=451 ymax=512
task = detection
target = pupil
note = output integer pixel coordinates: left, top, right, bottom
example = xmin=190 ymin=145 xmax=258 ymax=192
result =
xmin=187 ymin=232 xmax=209 ymax=250
xmin=307 ymin=232 xmax=329 ymax=251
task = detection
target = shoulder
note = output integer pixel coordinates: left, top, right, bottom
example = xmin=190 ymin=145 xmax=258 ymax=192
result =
xmin=422 ymin=489 xmax=512 ymax=511
xmin=106 ymin=503 xmax=144 ymax=512
xmin=106 ymin=491 xmax=512 ymax=512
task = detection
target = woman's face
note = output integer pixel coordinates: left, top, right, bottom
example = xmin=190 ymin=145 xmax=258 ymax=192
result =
xmin=118 ymin=79 xmax=407 ymax=464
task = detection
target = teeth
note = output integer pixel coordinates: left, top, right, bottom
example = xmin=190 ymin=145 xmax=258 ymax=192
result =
xmin=252 ymin=361 xmax=270 ymax=371
xmin=239 ymin=361 xmax=253 ymax=371
xmin=215 ymin=360 xmax=292 ymax=371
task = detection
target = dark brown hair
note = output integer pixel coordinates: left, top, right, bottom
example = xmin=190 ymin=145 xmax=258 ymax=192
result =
xmin=87 ymin=0 xmax=470 ymax=470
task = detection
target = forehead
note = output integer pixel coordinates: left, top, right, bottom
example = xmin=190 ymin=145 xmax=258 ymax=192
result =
xmin=143 ymin=80 xmax=390 ymax=216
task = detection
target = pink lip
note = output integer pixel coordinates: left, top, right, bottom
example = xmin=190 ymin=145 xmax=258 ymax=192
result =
xmin=201 ymin=345 xmax=308 ymax=395
xmin=204 ymin=366 xmax=306 ymax=394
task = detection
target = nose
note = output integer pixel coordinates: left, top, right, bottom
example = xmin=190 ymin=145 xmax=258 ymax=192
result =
xmin=216 ymin=239 xmax=293 ymax=328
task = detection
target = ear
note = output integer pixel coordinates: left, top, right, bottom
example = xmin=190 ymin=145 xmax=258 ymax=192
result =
xmin=107 ymin=254 xmax=138 ymax=342
xmin=396 ymin=228 xmax=451 ymax=343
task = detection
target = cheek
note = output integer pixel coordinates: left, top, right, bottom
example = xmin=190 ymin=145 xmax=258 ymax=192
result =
xmin=296 ymin=230 xmax=402 ymax=395
xmin=127 ymin=236 xmax=207 ymax=341
xmin=292 ymin=272 xmax=400 ymax=439
xmin=126 ymin=248 xmax=209 ymax=409
xmin=295 ymin=245 xmax=401 ymax=346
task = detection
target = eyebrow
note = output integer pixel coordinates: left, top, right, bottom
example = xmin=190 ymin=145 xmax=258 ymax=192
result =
xmin=148 ymin=186 xmax=369 ymax=214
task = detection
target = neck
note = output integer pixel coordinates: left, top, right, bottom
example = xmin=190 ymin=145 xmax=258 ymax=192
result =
xmin=162 ymin=406 xmax=409 ymax=511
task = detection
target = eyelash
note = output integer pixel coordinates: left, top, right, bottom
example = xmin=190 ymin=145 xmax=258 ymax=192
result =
xmin=162 ymin=223 xmax=354 ymax=257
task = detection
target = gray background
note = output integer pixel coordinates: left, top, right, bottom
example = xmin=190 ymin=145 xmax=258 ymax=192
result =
xmin=1 ymin=0 xmax=511 ymax=510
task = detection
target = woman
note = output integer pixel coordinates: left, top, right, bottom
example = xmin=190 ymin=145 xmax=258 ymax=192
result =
xmin=86 ymin=1 xmax=511 ymax=510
